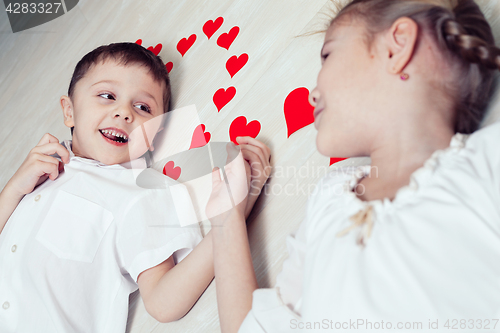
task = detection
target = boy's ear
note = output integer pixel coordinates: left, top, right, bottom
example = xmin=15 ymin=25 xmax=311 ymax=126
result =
xmin=60 ymin=95 xmax=75 ymax=128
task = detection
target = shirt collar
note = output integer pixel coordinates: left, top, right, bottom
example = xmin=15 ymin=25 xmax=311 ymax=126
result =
xmin=62 ymin=140 xmax=148 ymax=170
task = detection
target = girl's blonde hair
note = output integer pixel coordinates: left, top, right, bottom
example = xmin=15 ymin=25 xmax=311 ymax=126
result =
xmin=330 ymin=0 xmax=499 ymax=134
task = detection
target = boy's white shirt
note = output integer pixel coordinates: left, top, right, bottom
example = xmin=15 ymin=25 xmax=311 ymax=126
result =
xmin=0 ymin=140 xmax=203 ymax=333
xmin=239 ymin=121 xmax=500 ymax=333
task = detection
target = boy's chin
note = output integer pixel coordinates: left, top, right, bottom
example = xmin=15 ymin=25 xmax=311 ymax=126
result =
xmin=96 ymin=153 xmax=132 ymax=166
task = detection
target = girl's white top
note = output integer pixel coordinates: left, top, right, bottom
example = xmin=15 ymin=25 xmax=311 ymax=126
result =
xmin=240 ymin=121 xmax=500 ymax=333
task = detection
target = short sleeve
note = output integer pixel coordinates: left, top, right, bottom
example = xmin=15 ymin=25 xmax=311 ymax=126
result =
xmin=116 ymin=186 xmax=203 ymax=284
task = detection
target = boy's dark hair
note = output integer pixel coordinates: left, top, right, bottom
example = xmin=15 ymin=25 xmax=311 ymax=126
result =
xmin=68 ymin=42 xmax=171 ymax=135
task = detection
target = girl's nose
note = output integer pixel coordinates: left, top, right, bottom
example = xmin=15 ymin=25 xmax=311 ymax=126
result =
xmin=309 ymin=87 xmax=319 ymax=107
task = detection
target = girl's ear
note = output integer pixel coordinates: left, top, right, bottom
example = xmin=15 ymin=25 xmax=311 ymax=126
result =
xmin=60 ymin=95 xmax=75 ymax=128
xmin=384 ymin=17 xmax=418 ymax=75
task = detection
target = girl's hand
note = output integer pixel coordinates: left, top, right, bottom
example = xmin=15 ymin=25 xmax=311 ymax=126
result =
xmin=6 ymin=133 xmax=70 ymax=198
xmin=235 ymin=136 xmax=272 ymax=219
xmin=206 ymin=144 xmax=251 ymax=226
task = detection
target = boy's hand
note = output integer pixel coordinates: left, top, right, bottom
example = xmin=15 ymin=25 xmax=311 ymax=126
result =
xmin=235 ymin=136 xmax=271 ymax=220
xmin=6 ymin=133 xmax=70 ymax=198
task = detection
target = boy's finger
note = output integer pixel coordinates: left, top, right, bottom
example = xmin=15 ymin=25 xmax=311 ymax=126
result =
xmin=34 ymin=143 xmax=71 ymax=163
xmin=34 ymin=174 xmax=50 ymax=187
xmin=36 ymin=159 xmax=60 ymax=181
xmin=236 ymin=136 xmax=271 ymax=157
xmin=35 ymin=154 xmax=63 ymax=169
xmin=36 ymin=133 xmax=59 ymax=147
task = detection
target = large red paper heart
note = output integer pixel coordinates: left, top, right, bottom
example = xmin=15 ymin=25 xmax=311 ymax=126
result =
xmin=135 ymin=39 xmax=142 ymax=45
xmin=330 ymin=158 xmax=347 ymax=166
xmin=284 ymin=87 xmax=315 ymax=138
xmin=163 ymin=161 xmax=181 ymax=180
xmin=166 ymin=62 xmax=173 ymax=73
xmin=226 ymin=54 xmax=248 ymax=78
xmin=229 ymin=116 xmax=261 ymax=145
xmin=213 ymin=87 xmax=236 ymax=112
xmin=147 ymin=43 xmax=162 ymax=56
xmin=177 ymin=34 xmax=197 ymax=57
xmin=217 ymin=26 xmax=239 ymax=50
xmin=203 ymin=17 xmax=224 ymax=39
xmin=190 ymin=124 xmax=211 ymax=149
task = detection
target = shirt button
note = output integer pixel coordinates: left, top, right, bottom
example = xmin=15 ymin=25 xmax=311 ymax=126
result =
xmin=11 ymin=245 xmax=17 ymax=252
xmin=2 ymin=301 xmax=9 ymax=309
xmin=34 ymin=195 xmax=41 ymax=201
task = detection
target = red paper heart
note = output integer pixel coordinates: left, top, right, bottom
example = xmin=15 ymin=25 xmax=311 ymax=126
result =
xmin=203 ymin=17 xmax=224 ymax=39
xmin=147 ymin=43 xmax=162 ymax=56
xmin=163 ymin=161 xmax=181 ymax=180
xmin=226 ymin=54 xmax=248 ymax=78
xmin=284 ymin=87 xmax=315 ymax=138
xmin=177 ymin=34 xmax=197 ymax=57
xmin=229 ymin=116 xmax=261 ymax=145
xmin=217 ymin=26 xmax=239 ymax=50
xmin=190 ymin=124 xmax=211 ymax=149
xmin=213 ymin=87 xmax=236 ymax=112
xmin=135 ymin=39 xmax=142 ymax=45
xmin=329 ymin=158 xmax=348 ymax=166
xmin=166 ymin=62 xmax=173 ymax=73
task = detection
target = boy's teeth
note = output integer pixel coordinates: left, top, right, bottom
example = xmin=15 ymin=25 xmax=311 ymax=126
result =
xmin=101 ymin=129 xmax=128 ymax=141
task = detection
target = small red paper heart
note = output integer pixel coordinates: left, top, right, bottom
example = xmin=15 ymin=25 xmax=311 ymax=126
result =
xmin=166 ymin=62 xmax=173 ymax=73
xmin=329 ymin=158 xmax=348 ymax=166
xmin=203 ymin=17 xmax=224 ymax=39
xmin=135 ymin=39 xmax=142 ymax=45
xmin=190 ymin=124 xmax=211 ymax=149
xmin=229 ymin=116 xmax=261 ymax=145
xmin=213 ymin=87 xmax=236 ymax=112
xmin=226 ymin=54 xmax=248 ymax=78
xmin=147 ymin=43 xmax=162 ymax=56
xmin=217 ymin=26 xmax=239 ymax=50
xmin=177 ymin=34 xmax=197 ymax=57
xmin=284 ymin=87 xmax=315 ymax=138
xmin=163 ymin=161 xmax=181 ymax=180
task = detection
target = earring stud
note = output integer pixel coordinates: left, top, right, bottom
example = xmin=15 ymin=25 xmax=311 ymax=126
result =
xmin=400 ymin=73 xmax=409 ymax=81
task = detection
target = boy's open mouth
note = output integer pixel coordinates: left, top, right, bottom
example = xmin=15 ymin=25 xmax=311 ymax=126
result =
xmin=99 ymin=129 xmax=129 ymax=143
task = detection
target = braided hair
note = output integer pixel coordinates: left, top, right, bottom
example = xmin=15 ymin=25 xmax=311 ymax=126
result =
xmin=330 ymin=0 xmax=499 ymax=134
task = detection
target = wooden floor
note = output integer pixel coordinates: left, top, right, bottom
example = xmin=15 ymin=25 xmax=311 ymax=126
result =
xmin=1 ymin=0 xmax=500 ymax=332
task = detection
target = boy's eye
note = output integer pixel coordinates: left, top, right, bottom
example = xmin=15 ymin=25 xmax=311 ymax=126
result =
xmin=99 ymin=93 xmax=115 ymax=100
xmin=321 ymin=53 xmax=329 ymax=62
xmin=135 ymin=104 xmax=151 ymax=113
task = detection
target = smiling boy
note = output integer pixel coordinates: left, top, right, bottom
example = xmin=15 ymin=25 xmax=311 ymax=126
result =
xmin=0 ymin=43 xmax=214 ymax=332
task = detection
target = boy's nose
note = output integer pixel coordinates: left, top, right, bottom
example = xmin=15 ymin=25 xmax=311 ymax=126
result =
xmin=114 ymin=105 xmax=134 ymax=122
